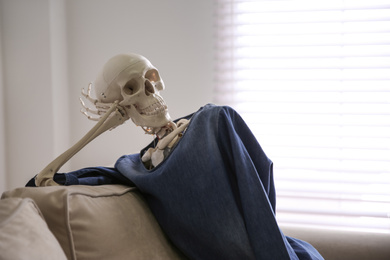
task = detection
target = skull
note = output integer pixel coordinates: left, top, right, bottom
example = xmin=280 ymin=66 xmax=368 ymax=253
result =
xmin=93 ymin=53 xmax=171 ymax=129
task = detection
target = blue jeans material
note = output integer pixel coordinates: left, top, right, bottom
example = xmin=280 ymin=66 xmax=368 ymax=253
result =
xmin=115 ymin=104 xmax=323 ymax=260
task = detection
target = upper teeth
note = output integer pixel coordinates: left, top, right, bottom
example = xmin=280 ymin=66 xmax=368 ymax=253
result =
xmin=137 ymin=100 xmax=167 ymax=116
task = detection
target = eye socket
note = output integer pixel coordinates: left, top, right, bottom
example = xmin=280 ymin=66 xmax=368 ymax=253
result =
xmin=144 ymin=80 xmax=155 ymax=96
xmin=145 ymin=69 xmax=160 ymax=82
xmin=123 ymin=79 xmax=138 ymax=95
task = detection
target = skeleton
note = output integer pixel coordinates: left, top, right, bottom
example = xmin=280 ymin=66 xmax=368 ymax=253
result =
xmin=35 ymin=53 xmax=189 ymax=186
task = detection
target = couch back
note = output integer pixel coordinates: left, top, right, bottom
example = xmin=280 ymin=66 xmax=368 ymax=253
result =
xmin=2 ymin=185 xmax=187 ymax=260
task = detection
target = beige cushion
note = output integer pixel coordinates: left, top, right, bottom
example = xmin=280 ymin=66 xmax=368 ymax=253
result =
xmin=0 ymin=197 xmax=67 ymax=260
xmin=2 ymin=185 xmax=187 ymax=260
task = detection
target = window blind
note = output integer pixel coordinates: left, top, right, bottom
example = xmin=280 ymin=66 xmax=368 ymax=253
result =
xmin=214 ymin=0 xmax=390 ymax=233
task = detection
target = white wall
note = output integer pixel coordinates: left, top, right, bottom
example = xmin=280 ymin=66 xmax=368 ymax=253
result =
xmin=1 ymin=0 xmax=58 ymax=192
xmin=0 ymin=0 xmax=6 ymax=193
xmin=0 ymin=0 xmax=214 ymax=193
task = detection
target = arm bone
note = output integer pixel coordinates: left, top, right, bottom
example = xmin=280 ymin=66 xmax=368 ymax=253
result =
xmin=35 ymin=101 xmax=127 ymax=186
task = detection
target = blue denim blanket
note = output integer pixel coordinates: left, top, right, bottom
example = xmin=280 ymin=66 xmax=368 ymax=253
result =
xmin=27 ymin=104 xmax=323 ymax=260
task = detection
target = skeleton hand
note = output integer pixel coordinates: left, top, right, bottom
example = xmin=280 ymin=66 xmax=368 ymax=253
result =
xmin=80 ymin=83 xmax=129 ymax=126
xmin=80 ymin=83 xmax=129 ymax=132
xmin=80 ymin=83 xmax=116 ymax=120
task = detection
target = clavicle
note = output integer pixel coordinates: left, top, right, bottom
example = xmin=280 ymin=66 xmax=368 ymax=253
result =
xmin=142 ymin=119 xmax=190 ymax=168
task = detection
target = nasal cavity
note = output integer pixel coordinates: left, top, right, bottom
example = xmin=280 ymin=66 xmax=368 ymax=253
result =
xmin=144 ymin=80 xmax=155 ymax=96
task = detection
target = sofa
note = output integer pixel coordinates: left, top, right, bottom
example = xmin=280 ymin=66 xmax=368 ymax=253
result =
xmin=1 ymin=184 xmax=389 ymax=260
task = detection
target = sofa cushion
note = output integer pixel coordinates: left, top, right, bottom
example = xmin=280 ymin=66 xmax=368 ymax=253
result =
xmin=2 ymin=185 xmax=187 ymax=260
xmin=0 ymin=197 xmax=67 ymax=260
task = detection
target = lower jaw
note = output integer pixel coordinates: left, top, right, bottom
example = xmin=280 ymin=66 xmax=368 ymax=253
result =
xmin=136 ymin=112 xmax=171 ymax=128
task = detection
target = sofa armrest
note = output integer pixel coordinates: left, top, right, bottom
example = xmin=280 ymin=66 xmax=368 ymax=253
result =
xmin=281 ymin=225 xmax=390 ymax=260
